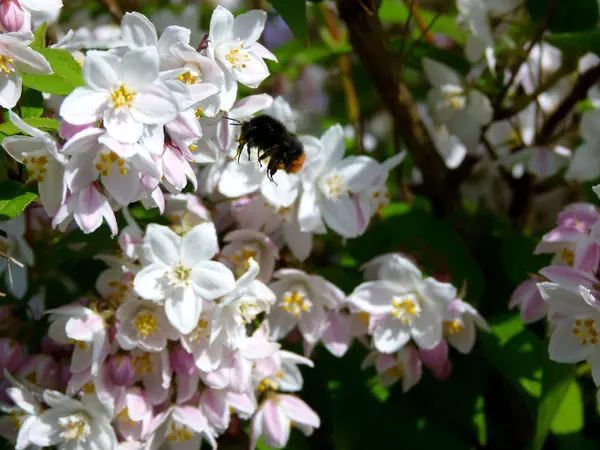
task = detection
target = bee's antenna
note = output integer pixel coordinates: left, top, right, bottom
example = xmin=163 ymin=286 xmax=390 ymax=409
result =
xmin=222 ymin=115 xmax=243 ymax=126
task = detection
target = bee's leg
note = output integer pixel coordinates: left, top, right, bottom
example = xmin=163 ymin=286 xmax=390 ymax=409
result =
xmin=234 ymin=139 xmax=246 ymax=163
xmin=266 ymin=160 xmax=278 ymax=185
xmin=258 ymin=145 xmax=278 ymax=160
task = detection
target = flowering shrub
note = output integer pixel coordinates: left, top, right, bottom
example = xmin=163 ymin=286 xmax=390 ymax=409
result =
xmin=0 ymin=0 xmax=599 ymax=448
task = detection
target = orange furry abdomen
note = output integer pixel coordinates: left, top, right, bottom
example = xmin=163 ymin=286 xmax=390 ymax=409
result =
xmin=287 ymin=153 xmax=305 ymax=174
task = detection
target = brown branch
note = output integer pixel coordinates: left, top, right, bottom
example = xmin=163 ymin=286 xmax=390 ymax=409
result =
xmin=537 ymin=63 xmax=600 ymax=144
xmin=100 ymin=0 xmax=124 ymax=22
xmin=336 ymin=0 xmax=456 ymax=215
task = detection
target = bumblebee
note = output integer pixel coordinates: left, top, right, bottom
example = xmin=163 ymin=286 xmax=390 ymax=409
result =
xmin=234 ymin=114 xmax=305 ymax=182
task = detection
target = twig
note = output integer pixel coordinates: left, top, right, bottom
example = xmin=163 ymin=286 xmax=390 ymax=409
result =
xmin=336 ymin=0 xmax=456 ymax=215
xmin=536 ymin=63 xmax=600 ymax=144
xmin=100 ymin=0 xmax=124 ymax=22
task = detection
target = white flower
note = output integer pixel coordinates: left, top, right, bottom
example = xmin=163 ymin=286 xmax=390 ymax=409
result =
xmin=207 ymin=6 xmax=277 ymax=111
xmin=418 ymin=104 xmax=467 ymax=169
xmin=566 ymin=109 xmax=600 ymax=182
xmin=0 ymin=31 xmax=52 ymax=108
xmin=133 ymin=223 xmax=236 ymax=334
xmin=2 ymin=111 xmax=66 ymax=216
xmin=0 ymin=372 xmax=42 ymax=450
xmin=211 ymin=258 xmax=275 ymax=349
xmin=443 ymin=299 xmax=490 ymax=353
xmin=253 ymin=349 xmax=313 ymax=393
xmin=423 ymin=57 xmax=492 ymax=151
xmin=144 ymin=405 xmax=217 ymax=450
xmin=221 ymin=229 xmax=279 ymax=281
xmin=60 ymin=48 xmax=178 ymax=143
xmin=46 ymin=304 xmax=107 ymax=376
xmin=266 ymin=269 xmax=344 ymax=344
xmin=29 ymin=391 xmax=117 ymax=450
xmin=0 ymin=214 xmax=34 ymax=299
xmin=180 ymin=306 xmax=228 ymax=372
xmin=62 ymin=128 xmax=161 ymax=206
xmin=116 ymin=299 xmax=179 ymax=352
xmin=347 ymin=254 xmax=456 ymax=352
xmin=298 ymin=124 xmax=380 ymax=238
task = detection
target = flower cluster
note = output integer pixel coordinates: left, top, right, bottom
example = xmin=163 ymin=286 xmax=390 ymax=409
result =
xmin=347 ymin=253 xmax=489 ymax=390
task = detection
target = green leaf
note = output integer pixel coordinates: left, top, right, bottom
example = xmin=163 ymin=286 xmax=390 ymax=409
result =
xmin=268 ymin=0 xmax=308 ymax=45
xmin=21 ymin=48 xmax=84 ymax=96
xmin=526 ymin=0 xmax=599 ymax=33
xmin=546 ymin=30 xmax=600 ymax=57
xmin=19 ymin=88 xmax=44 ymax=118
xmin=549 ymin=379 xmax=583 ymax=435
xmin=479 ymin=314 xmax=543 ymax=403
xmin=0 ymin=181 xmax=38 ymax=221
xmin=31 ymin=22 xmax=47 ymax=49
xmin=0 ymin=117 xmax=59 ymax=136
xmin=534 ymin=362 xmax=578 ymax=449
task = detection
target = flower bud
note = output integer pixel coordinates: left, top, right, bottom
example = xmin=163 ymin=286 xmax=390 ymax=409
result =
xmin=57 ymin=359 xmax=72 ymax=391
xmin=418 ymin=339 xmax=449 ymax=371
xmin=40 ymin=334 xmax=72 ymax=356
xmin=0 ymin=338 xmax=24 ymax=376
xmin=0 ymin=0 xmax=24 ymax=33
xmin=17 ymin=354 xmax=58 ymax=389
xmin=107 ymin=354 xmax=136 ymax=386
xmin=170 ymin=345 xmax=196 ymax=377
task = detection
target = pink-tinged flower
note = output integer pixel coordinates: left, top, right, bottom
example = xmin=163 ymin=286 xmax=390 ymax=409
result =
xmin=509 ymin=276 xmax=548 ymax=324
xmin=95 ymin=265 xmax=136 ymax=308
xmin=309 ymin=310 xmax=352 ymax=358
xmin=107 ymin=354 xmax=136 ymax=387
xmin=419 ymin=339 xmax=452 ymax=380
xmin=130 ymin=349 xmax=171 ymax=406
xmin=207 ymin=6 xmax=277 ymax=110
xmin=58 ymin=120 xmax=95 ymax=140
xmin=233 ymin=195 xmax=313 ymax=262
xmin=46 ymin=304 xmax=107 ymax=376
xmin=160 ymin=141 xmax=198 ymax=194
xmin=362 ymin=345 xmax=422 ymax=390
xmin=347 ymin=254 xmax=455 ymax=352
xmin=211 ymin=259 xmax=275 ymax=349
xmin=0 ymin=338 xmax=24 ymax=376
xmin=116 ymin=299 xmax=179 ymax=352
xmin=60 ymin=47 xmax=178 ymax=144
xmin=16 ymin=354 xmax=58 ymax=390
xmin=164 ymin=193 xmax=212 ymax=235
xmin=52 ymin=183 xmax=118 ymax=237
xmin=250 ymin=393 xmax=319 ymax=450
xmin=0 ymin=215 xmax=33 ymax=299
xmin=200 ymin=387 xmax=256 ymax=433
xmin=298 ymin=124 xmax=381 ymax=238
xmin=538 ymin=283 xmax=600 ymax=384
xmin=144 ymin=405 xmax=217 ymax=449
xmin=62 ymin=128 xmax=161 ymax=207
xmin=221 ymin=229 xmax=279 ymax=281
xmin=443 ymin=298 xmax=489 ymax=354
xmin=0 ymin=372 xmax=42 ymax=450
xmin=114 ymin=387 xmax=153 ymax=442
xmin=133 ymin=223 xmax=235 ymax=334
xmin=0 ymin=31 xmax=52 ymax=108
xmin=180 ymin=306 xmax=228 ymax=372
xmin=254 ymin=349 xmax=313 ymax=393
xmin=29 ymin=391 xmax=117 ymax=449
xmin=0 ymin=0 xmax=24 ymax=32
xmin=266 ymin=269 xmax=344 ymax=344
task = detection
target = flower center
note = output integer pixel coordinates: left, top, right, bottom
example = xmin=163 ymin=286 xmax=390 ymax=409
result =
xmin=169 ymin=262 xmax=192 ymax=286
xmin=390 ymin=294 xmax=421 ymax=325
xmin=282 ymin=287 xmax=311 ymax=318
xmin=69 ymin=339 xmax=88 ymax=350
xmin=223 ymin=42 xmax=249 ymax=70
xmin=0 ymin=55 xmax=14 ymax=75
xmin=134 ymin=353 xmax=152 ymax=375
xmin=110 ymin=84 xmax=136 ymax=109
xmin=117 ymin=407 xmax=135 ymax=426
xmin=167 ymin=422 xmax=192 ymax=442
xmin=21 ymin=154 xmax=49 ymax=183
xmin=371 ymin=187 xmax=391 ymax=215
xmin=95 ymin=151 xmax=127 ymax=177
xmin=440 ymin=85 xmax=465 ymax=110
xmin=357 ymin=312 xmax=370 ymax=327
xmin=561 ymin=248 xmax=575 ymax=266
xmin=231 ymin=245 xmax=259 ymax=276
xmin=8 ymin=410 xmax=25 ymax=430
xmin=188 ymin=317 xmax=209 ymax=342
xmin=105 ymin=275 xmax=134 ymax=308
xmin=238 ymin=301 xmax=260 ymax=325
xmin=178 ymin=71 xmax=198 ymax=85
xmin=384 ymin=364 xmax=404 ymax=378
xmin=444 ymin=319 xmax=463 ymax=335
xmin=322 ymin=174 xmax=348 ymax=200
xmin=572 ymin=319 xmax=599 ymax=345
xmin=195 ymin=107 xmax=204 ymax=118
xmin=134 ymin=309 xmax=158 ymax=337
xmin=58 ymin=413 xmax=91 ymax=443
xmin=258 ymin=377 xmax=279 ymax=392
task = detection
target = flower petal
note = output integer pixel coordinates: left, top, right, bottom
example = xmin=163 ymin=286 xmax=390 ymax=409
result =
xmin=165 ymin=286 xmax=201 ymax=334
xmin=143 ymin=224 xmax=180 ymax=266
xmin=181 ymin=222 xmax=219 ymax=267
xmin=233 ymin=10 xmax=267 ymax=43
xmin=60 ymin=87 xmax=108 ymax=125
xmin=82 ymin=50 xmax=120 ymax=91
xmin=209 ymin=6 xmax=234 ymax=44
xmin=190 ymin=261 xmax=235 ymax=300
xmin=121 ymin=12 xmax=158 ymax=49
